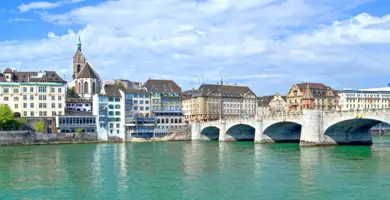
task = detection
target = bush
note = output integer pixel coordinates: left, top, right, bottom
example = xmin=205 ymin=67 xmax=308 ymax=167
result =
xmin=15 ymin=117 xmax=27 ymax=130
xmin=0 ymin=104 xmax=15 ymax=130
xmin=75 ymin=128 xmax=83 ymax=135
xmin=34 ymin=120 xmax=45 ymax=133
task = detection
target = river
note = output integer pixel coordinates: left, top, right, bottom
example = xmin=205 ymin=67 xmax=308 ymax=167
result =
xmin=1 ymin=137 xmax=390 ymax=199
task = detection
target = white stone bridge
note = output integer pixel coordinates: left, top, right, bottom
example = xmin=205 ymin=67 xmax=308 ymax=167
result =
xmin=191 ymin=109 xmax=390 ymax=146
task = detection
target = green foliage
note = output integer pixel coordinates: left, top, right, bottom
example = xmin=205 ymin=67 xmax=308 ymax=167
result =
xmin=34 ymin=120 xmax=45 ymax=133
xmin=15 ymin=117 xmax=27 ymax=130
xmin=117 ymin=82 xmax=126 ymax=91
xmin=66 ymin=87 xmax=78 ymax=97
xmin=0 ymin=104 xmax=15 ymax=129
xmin=75 ymin=128 xmax=83 ymax=135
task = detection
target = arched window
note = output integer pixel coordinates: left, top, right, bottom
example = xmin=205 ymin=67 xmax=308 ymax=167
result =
xmin=171 ymin=118 xmax=174 ymax=123
xmin=84 ymin=81 xmax=89 ymax=94
xmin=92 ymin=82 xmax=96 ymax=93
xmin=157 ymin=118 xmax=160 ymax=123
xmin=78 ymin=82 xmax=82 ymax=93
xmin=175 ymin=118 xmax=178 ymax=123
xmin=77 ymin=65 xmax=81 ymax=73
xmin=179 ymin=118 xmax=182 ymax=123
xmin=161 ymin=119 xmax=164 ymax=123
xmin=166 ymin=118 xmax=169 ymax=124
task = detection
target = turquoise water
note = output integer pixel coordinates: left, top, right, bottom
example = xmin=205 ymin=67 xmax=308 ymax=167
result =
xmin=1 ymin=137 xmax=390 ymax=200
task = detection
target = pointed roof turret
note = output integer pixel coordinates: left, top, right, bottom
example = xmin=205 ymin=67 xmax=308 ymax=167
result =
xmin=302 ymin=84 xmax=314 ymax=99
xmin=77 ymin=35 xmax=82 ymax=51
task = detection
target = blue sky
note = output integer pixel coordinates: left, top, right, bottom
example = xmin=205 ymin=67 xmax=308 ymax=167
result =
xmin=1 ymin=0 xmax=390 ymax=95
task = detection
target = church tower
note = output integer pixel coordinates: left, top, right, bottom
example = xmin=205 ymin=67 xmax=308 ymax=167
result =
xmin=73 ymin=36 xmax=86 ymax=79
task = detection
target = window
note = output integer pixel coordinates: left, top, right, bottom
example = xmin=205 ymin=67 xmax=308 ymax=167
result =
xmin=23 ymin=95 xmax=27 ymax=100
xmin=52 ymin=111 xmax=56 ymax=116
xmin=39 ymin=103 xmax=43 ymax=108
xmin=30 ymin=87 xmax=34 ymax=92
xmin=108 ymin=105 xmax=114 ymax=109
xmin=140 ymin=106 xmax=144 ymax=111
xmin=115 ymin=98 xmax=120 ymax=102
xmin=52 ymin=103 xmax=55 ymax=108
xmin=117 ymin=130 xmax=119 ymax=134
xmin=116 ymin=123 xmax=120 ymax=128
xmin=23 ymin=111 xmax=27 ymax=116
xmin=108 ymin=111 xmax=114 ymax=115
xmin=133 ymin=100 xmax=138 ymax=104
xmin=23 ymin=103 xmax=27 ymax=108
xmin=115 ymin=111 xmax=120 ymax=115
xmin=3 ymin=88 xmax=9 ymax=93
xmin=140 ymin=94 xmax=144 ymax=98
xmin=145 ymin=94 xmax=149 ymax=98
xmin=58 ymin=96 xmax=62 ymax=101
xmin=51 ymin=88 xmax=55 ymax=93
xmin=43 ymin=111 xmax=47 ymax=116
xmin=23 ymin=87 xmax=27 ymax=92
xmin=30 ymin=111 xmax=34 ymax=116
xmin=145 ymin=100 xmax=149 ymax=104
xmin=30 ymin=95 xmax=34 ymax=100
xmin=58 ymin=111 xmax=62 ymax=115
xmin=51 ymin=96 xmax=55 ymax=101
xmin=14 ymin=97 xmax=19 ymax=101
xmin=115 ymin=105 xmax=120 ymax=109
xmin=14 ymin=104 xmax=18 ymax=109
xmin=13 ymin=88 xmax=19 ymax=93
xmin=140 ymin=100 xmax=144 ymax=104
xmin=146 ymin=107 xmax=149 ymax=111
xmin=30 ymin=103 xmax=34 ymax=108
xmin=58 ymin=88 xmax=62 ymax=93
xmin=110 ymin=123 xmax=114 ymax=128
xmin=134 ymin=94 xmax=138 ymax=98
xmin=4 ymin=97 xmax=9 ymax=101
xmin=38 ymin=86 xmax=47 ymax=93
xmin=39 ymin=111 xmax=42 ymax=116
xmin=58 ymin=103 xmax=62 ymax=108
xmin=108 ymin=98 xmax=114 ymax=102
xmin=134 ymin=106 xmax=138 ymax=110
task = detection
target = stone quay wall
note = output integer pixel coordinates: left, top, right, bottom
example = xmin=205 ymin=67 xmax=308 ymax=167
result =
xmin=0 ymin=131 xmax=100 ymax=146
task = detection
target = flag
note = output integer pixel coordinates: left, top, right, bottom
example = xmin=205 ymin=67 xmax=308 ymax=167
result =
xmin=370 ymin=97 xmax=373 ymax=104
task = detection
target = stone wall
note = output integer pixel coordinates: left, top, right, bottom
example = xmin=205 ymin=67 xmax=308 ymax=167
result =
xmin=128 ymin=129 xmax=191 ymax=142
xmin=0 ymin=131 xmax=99 ymax=146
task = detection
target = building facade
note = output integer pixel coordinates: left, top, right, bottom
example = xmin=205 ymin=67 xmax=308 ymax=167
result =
xmin=257 ymin=93 xmax=287 ymax=116
xmin=183 ymin=83 xmax=257 ymax=122
xmin=337 ymin=89 xmax=390 ymax=111
xmin=56 ymin=115 xmax=97 ymax=133
xmin=0 ymin=68 xmax=66 ymax=117
xmin=92 ymin=84 xmax=125 ymax=139
xmin=66 ymin=98 xmax=92 ymax=112
xmin=144 ymin=79 xmax=185 ymax=134
xmin=286 ymin=83 xmax=338 ymax=112
xmin=68 ymin=38 xmax=101 ymax=99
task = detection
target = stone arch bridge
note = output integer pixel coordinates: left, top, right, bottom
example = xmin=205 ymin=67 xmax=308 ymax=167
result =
xmin=191 ymin=109 xmax=390 ymax=146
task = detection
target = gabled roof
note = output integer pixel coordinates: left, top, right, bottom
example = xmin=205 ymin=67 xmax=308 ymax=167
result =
xmin=123 ymin=88 xmax=149 ymax=94
xmin=257 ymin=95 xmax=274 ymax=106
xmin=3 ymin=71 xmax=66 ymax=83
xmin=104 ymin=84 xmax=121 ymax=97
xmin=296 ymin=83 xmax=328 ymax=90
xmin=77 ymin=62 xmax=100 ymax=79
xmin=144 ymin=79 xmax=182 ymax=93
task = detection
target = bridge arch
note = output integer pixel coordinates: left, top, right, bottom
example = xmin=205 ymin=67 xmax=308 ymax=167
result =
xmin=263 ymin=121 xmax=302 ymax=143
xmin=200 ymin=126 xmax=220 ymax=140
xmin=226 ymin=123 xmax=255 ymax=141
xmin=324 ymin=116 xmax=388 ymax=145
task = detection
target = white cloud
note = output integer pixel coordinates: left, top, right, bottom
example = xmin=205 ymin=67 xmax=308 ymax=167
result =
xmin=2 ymin=0 xmax=390 ymax=95
xmin=18 ymin=0 xmax=84 ymax=13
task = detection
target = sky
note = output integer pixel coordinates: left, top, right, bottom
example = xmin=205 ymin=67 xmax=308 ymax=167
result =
xmin=1 ymin=0 xmax=390 ymax=95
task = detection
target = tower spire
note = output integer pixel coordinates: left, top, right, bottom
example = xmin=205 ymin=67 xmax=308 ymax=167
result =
xmin=221 ymin=77 xmax=223 ymax=85
xmin=77 ymin=35 xmax=82 ymax=51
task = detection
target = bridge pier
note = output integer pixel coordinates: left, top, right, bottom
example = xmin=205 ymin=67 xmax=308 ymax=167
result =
xmin=300 ymin=110 xmax=326 ymax=146
xmin=218 ymin=121 xmax=227 ymax=142
xmin=254 ymin=120 xmax=274 ymax=143
xmin=191 ymin=122 xmax=201 ymax=140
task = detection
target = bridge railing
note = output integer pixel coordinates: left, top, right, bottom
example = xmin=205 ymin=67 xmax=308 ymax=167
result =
xmin=323 ymin=108 xmax=390 ymax=117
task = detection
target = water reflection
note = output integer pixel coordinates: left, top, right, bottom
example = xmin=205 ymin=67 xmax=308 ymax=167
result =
xmin=299 ymin=147 xmax=320 ymax=187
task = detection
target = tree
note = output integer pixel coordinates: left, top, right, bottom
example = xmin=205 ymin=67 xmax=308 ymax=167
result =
xmin=66 ymin=87 xmax=78 ymax=97
xmin=117 ymin=82 xmax=126 ymax=91
xmin=75 ymin=128 xmax=83 ymax=135
xmin=15 ymin=117 xmax=27 ymax=130
xmin=34 ymin=120 xmax=45 ymax=133
xmin=0 ymin=104 xmax=15 ymax=129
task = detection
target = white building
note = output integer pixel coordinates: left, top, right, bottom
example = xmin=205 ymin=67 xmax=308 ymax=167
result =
xmin=92 ymin=84 xmax=125 ymax=140
xmin=337 ymin=89 xmax=390 ymax=111
xmin=0 ymin=68 xmax=66 ymax=117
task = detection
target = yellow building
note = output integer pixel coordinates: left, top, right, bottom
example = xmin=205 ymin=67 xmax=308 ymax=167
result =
xmin=182 ymin=84 xmax=257 ymax=122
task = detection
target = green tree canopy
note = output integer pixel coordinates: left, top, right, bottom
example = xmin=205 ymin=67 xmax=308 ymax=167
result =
xmin=75 ymin=128 xmax=83 ymax=135
xmin=34 ymin=120 xmax=45 ymax=133
xmin=117 ymin=82 xmax=126 ymax=91
xmin=0 ymin=104 xmax=15 ymax=129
